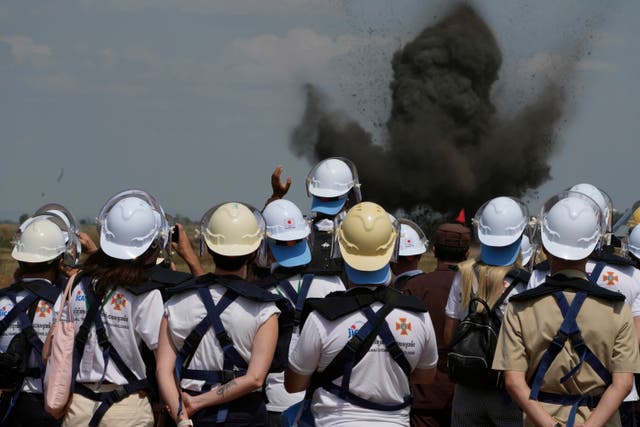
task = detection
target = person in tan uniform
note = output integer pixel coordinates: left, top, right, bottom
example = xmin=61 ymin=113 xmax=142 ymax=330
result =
xmin=493 ymin=192 xmax=640 ymax=427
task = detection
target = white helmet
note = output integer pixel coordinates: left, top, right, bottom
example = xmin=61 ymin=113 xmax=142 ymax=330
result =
xmin=263 ymin=199 xmax=310 ymax=241
xmin=99 ymin=191 xmax=166 ymax=260
xmin=474 ymin=197 xmax=528 ymax=247
xmin=398 ymin=219 xmax=428 ymax=256
xmin=540 ymin=191 xmax=602 ymax=261
xmin=263 ymin=199 xmax=311 ymax=267
xmin=200 ymin=202 xmax=265 ymax=257
xmin=306 ymin=157 xmax=358 ymax=198
xmin=12 ymin=216 xmax=66 ymax=263
xmin=569 ymin=183 xmax=612 ymax=231
xmin=628 ymin=225 xmax=640 ymax=259
xmin=32 ymin=203 xmax=82 ymax=265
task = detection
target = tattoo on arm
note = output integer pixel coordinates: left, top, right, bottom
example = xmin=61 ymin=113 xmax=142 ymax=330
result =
xmin=216 ymin=380 xmax=237 ymax=396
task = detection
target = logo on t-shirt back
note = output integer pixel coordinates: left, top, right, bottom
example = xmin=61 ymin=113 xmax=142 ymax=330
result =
xmin=602 ymin=271 xmax=619 ymax=286
xmin=111 ymin=293 xmax=127 ymax=311
xmin=75 ymin=290 xmax=85 ymax=302
xmin=36 ymin=300 xmax=52 ymax=318
xmin=395 ymin=318 xmax=412 ymax=336
xmin=348 ymin=324 xmax=359 ymax=338
xmin=0 ymin=306 xmax=8 ymax=317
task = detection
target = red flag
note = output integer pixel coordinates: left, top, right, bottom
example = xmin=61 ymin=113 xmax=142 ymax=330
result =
xmin=455 ymin=209 xmax=466 ymax=224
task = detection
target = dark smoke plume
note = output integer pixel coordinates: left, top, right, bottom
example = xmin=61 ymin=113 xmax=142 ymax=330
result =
xmin=290 ymin=4 xmax=565 ymax=215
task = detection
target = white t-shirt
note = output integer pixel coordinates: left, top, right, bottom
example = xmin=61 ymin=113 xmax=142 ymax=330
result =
xmin=289 ymin=289 xmax=438 ymax=427
xmin=0 ymin=279 xmax=57 ymax=393
xmin=445 ymin=270 xmax=526 ymax=320
xmin=164 ymin=284 xmax=280 ymax=392
xmin=527 ymin=260 xmax=640 ymax=401
xmin=265 ymin=273 xmax=345 ymax=412
xmin=54 ymin=278 xmax=164 ymax=385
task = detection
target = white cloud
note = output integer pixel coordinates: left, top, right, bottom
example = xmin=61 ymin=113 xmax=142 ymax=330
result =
xmin=91 ymin=0 xmax=342 ymax=15
xmin=1 ymin=35 xmax=51 ymax=64
xmin=229 ymin=28 xmax=389 ymax=82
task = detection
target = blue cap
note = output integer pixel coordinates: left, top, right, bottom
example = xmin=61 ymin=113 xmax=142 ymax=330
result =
xmin=310 ymin=195 xmax=348 ymax=215
xmin=480 ymin=237 xmax=522 ymax=267
xmin=345 ymin=263 xmax=391 ymax=285
xmin=268 ymin=239 xmax=311 ymax=268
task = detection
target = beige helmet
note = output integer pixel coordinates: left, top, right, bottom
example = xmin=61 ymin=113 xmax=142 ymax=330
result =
xmin=200 ymin=202 xmax=265 ymax=257
xmin=337 ymin=202 xmax=398 ymax=272
xmin=628 ymin=207 xmax=640 ymax=230
xmin=12 ymin=216 xmax=66 ymax=263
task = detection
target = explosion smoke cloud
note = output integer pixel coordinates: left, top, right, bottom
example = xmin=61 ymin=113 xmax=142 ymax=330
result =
xmin=290 ymin=4 xmax=566 ymax=215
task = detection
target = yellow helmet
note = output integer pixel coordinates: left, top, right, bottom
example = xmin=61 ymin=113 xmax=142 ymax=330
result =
xmin=201 ymin=202 xmax=265 ymax=256
xmin=627 ymin=207 xmax=640 ymax=230
xmin=337 ymin=202 xmax=398 ymax=271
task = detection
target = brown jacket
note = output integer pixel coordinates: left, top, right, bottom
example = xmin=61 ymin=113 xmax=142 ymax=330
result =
xmin=403 ymin=264 xmax=456 ymax=411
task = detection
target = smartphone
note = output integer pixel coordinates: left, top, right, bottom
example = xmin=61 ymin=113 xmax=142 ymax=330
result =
xmin=171 ymin=225 xmax=180 ymax=243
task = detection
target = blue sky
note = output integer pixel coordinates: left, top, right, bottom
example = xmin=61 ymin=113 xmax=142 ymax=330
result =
xmin=1 ymin=0 xmax=638 ymax=221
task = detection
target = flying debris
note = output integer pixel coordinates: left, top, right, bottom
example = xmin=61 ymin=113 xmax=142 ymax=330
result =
xmin=57 ymin=168 xmax=64 ymax=183
xmin=290 ymin=4 xmax=570 ymax=215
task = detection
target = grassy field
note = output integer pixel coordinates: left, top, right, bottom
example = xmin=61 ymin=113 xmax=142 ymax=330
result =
xmin=0 ymin=223 xmax=437 ymax=287
xmin=0 ymin=223 xmax=213 ymax=287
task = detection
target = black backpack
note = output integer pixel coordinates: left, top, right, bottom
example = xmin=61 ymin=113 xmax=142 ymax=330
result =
xmin=447 ymin=268 xmax=529 ymax=389
xmin=0 ymin=332 xmax=31 ymax=390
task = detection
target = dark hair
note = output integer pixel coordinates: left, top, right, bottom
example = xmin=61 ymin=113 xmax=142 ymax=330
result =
xmin=434 ymin=244 xmax=468 ymax=262
xmin=83 ymin=244 xmax=159 ymax=295
xmin=14 ymin=255 xmax=62 ymax=281
xmin=210 ymin=249 xmax=254 ymax=271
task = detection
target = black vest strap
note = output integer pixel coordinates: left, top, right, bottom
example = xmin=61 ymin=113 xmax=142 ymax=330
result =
xmin=309 ymin=290 xmax=414 ymax=411
xmin=392 ymin=272 xmax=425 ymax=292
xmin=73 ymin=279 xmax=148 ymax=427
xmin=0 ymin=289 xmax=49 ymax=422
xmin=173 ymin=286 xmax=247 ymax=424
xmin=303 ymin=286 xmax=426 ymax=326
xmin=276 ymin=274 xmax=314 ymax=327
xmin=528 ymin=291 xmax=610 ymax=427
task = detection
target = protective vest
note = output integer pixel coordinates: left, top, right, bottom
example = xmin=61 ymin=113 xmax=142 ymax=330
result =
xmin=306 ymin=221 xmax=344 ymax=276
xmin=72 ymin=274 xmax=166 ymax=427
xmin=167 ymin=273 xmax=294 ymax=423
xmin=533 ymin=246 xmax=635 ymax=273
xmin=258 ymin=269 xmax=315 ymax=328
xmin=391 ymin=271 xmax=425 ymax=292
xmin=510 ymin=273 xmax=624 ymax=427
xmin=138 ymin=265 xmax=194 ymax=405
xmin=0 ymin=280 xmax=60 ymax=423
xmin=302 ymin=286 xmax=426 ymax=412
xmin=590 ymin=245 xmax=636 ymax=267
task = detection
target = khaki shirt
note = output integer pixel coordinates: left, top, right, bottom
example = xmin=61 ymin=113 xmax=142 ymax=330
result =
xmin=493 ymin=283 xmax=640 ymax=426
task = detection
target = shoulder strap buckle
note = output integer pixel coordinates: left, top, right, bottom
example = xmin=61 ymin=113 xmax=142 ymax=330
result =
xmin=216 ymin=330 xmax=233 ymax=349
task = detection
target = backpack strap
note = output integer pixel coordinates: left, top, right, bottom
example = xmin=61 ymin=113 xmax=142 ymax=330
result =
xmin=0 ymin=292 xmax=40 ymax=337
xmin=309 ymin=290 xmax=414 ymax=411
xmin=588 ymin=261 xmax=607 ymax=285
xmin=73 ymin=280 xmax=148 ymax=427
xmin=489 ymin=268 xmax=529 ymax=312
xmin=277 ymin=274 xmax=314 ymax=327
xmin=528 ymin=291 xmax=610 ymax=427
xmin=173 ymin=287 xmax=246 ymax=424
xmin=0 ymin=291 xmax=48 ymax=424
